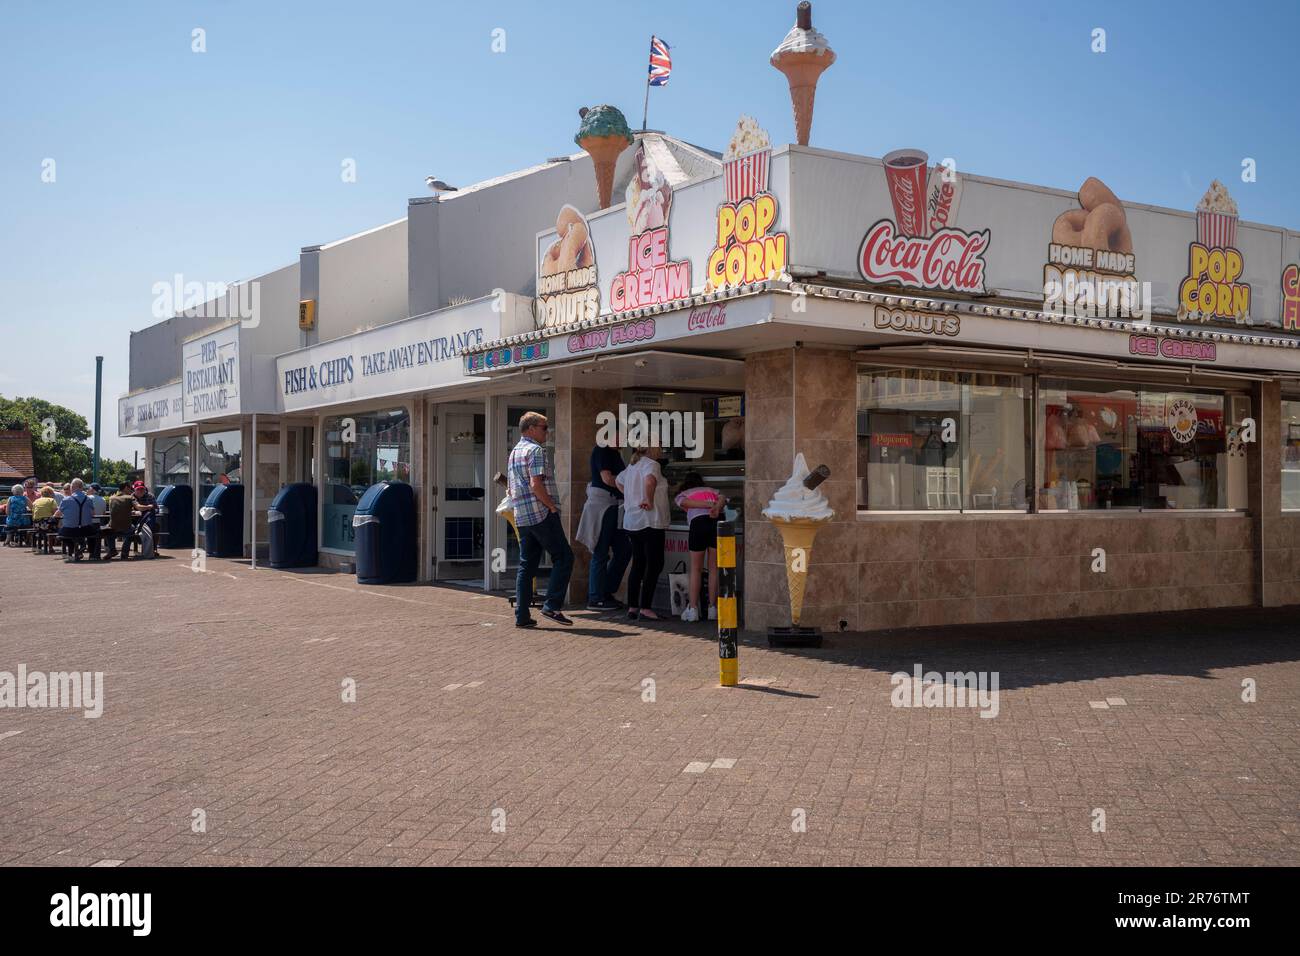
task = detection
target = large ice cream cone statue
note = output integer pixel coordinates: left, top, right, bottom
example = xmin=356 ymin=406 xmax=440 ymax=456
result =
xmin=575 ymin=105 xmax=634 ymax=209
xmin=775 ymin=519 xmax=822 ymax=624
xmin=770 ymin=2 xmax=836 ymax=147
xmin=763 ymin=455 xmax=834 ymax=625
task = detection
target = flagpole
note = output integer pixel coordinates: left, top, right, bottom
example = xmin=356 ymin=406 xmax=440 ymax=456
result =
xmin=641 ymin=35 xmax=652 ymax=131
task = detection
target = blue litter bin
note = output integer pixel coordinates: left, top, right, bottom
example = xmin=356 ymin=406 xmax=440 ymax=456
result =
xmin=156 ymin=484 xmax=194 ymax=550
xmin=352 ymin=482 xmax=417 ymax=584
xmin=199 ymin=484 xmax=244 ymax=558
xmin=268 ymin=483 xmax=317 ymax=569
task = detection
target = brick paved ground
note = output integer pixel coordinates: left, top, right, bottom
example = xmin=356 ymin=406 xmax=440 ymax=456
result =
xmin=0 ymin=547 xmax=1297 ymax=866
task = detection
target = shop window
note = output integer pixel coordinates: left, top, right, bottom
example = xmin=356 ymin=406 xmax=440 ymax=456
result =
xmin=857 ymin=368 xmax=1029 ymax=512
xmin=152 ymin=434 xmax=191 ymax=495
xmin=323 ymin=408 xmax=411 ymax=552
xmin=1283 ymin=400 xmax=1300 ymax=511
xmin=198 ymin=429 xmax=241 ymax=505
xmin=1038 ymin=379 xmax=1248 ymax=511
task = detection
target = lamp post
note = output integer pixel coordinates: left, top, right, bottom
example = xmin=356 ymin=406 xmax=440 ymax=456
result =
xmin=93 ymin=356 xmax=103 ymax=484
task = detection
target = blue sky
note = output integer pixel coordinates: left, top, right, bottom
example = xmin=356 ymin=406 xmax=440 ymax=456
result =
xmin=3 ymin=0 xmax=1297 ymax=459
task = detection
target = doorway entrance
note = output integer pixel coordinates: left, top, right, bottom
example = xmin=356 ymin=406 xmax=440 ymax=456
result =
xmin=432 ymin=402 xmax=487 ymax=582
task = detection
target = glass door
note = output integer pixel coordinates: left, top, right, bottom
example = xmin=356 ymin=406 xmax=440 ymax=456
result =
xmin=434 ymin=402 xmax=486 ymax=581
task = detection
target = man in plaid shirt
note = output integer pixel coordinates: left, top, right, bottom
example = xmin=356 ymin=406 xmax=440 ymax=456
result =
xmin=509 ymin=411 xmax=574 ymax=627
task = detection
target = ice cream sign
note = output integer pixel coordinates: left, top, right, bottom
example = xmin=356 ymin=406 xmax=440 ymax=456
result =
xmin=611 ymin=142 xmax=690 ymax=313
xmin=706 ymin=117 xmax=788 ymax=291
xmin=1177 ymin=181 xmax=1250 ymax=324
xmin=859 ymin=148 xmax=988 ymax=294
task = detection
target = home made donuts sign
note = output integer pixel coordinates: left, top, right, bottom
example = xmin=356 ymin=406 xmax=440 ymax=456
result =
xmin=1043 ymin=177 xmax=1147 ymax=322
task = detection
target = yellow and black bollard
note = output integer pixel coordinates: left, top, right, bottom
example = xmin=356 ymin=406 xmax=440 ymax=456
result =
xmin=717 ymin=520 xmax=738 ymax=687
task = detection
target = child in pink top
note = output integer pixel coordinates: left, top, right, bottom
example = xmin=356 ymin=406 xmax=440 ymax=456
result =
xmin=674 ymin=473 xmax=727 ymax=623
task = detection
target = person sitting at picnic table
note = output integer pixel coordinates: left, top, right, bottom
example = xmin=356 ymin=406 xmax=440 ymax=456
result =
xmin=23 ymin=478 xmax=38 ymax=505
xmin=4 ymin=484 xmax=32 ymax=545
xmin=29 ymin=486 xmax=61 ymax=552
xmin=131 ymin=481 xmax=157 ymax=526
xmin=88 ymin=483 xmax=108 ymax=517
xmin=31 ymin=486 xmax=58 ymax=522
xmin=103 ymin=483 xmax=139 ymax=560
xmin=57 ymin=478 xmax=99 ymax=562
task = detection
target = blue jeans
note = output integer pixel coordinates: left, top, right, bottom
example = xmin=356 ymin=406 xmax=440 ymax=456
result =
xmin=588 ymin=504 xmax=631 ymax=603
xmin=516 ymin=511 xmax=574 ymax=623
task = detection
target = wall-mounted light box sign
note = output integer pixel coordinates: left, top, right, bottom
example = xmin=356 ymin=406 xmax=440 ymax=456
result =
xmin=182 ymin=323 xmax=241 ymax=421
xmin=299 ymin=299 xmax=316 ymax=331
xmin=118 ymin=381 xmax=185 ymax=437
xmin=279 ymin=309 xmax=490 ymax=412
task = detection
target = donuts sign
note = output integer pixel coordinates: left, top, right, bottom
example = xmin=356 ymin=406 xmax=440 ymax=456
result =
xmin=536 ymin=204 xmax=599 ymax=330
xmin=1043 ymin=177 xmax=1144 ymax=320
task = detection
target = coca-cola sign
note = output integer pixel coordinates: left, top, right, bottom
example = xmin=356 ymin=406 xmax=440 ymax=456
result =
xmin=858 ymin=219 xmax=990 ymax=294
xmin=686 ymin=304 xmax=726 ymax=331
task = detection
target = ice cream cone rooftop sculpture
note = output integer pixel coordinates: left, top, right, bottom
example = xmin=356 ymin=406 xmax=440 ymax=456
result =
xmin=575 ymin=105 xmax=634 ymax=209
xmin=770 ymin=2 xmax=835 ymax=147
xmin=762 ymin=454 xmax=834 ymax=625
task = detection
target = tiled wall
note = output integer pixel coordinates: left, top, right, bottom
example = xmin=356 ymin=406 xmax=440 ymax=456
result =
xmin=1264 ymin=514 xmax=1300 ymax=606
xmin=554 ymin=386 xmax=622 ymax=603
xmin=856 ymin=515 xmax=1256 ymax=630
xmin=744 ymin=347 xmax=860 ymax=631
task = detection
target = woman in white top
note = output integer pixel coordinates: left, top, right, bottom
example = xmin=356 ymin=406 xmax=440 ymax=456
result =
xmin=616 ymin=445 xmax=670 ymax=620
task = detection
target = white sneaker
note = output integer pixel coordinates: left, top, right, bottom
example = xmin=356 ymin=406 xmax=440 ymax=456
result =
xmin=681 ymin=606 xmax=700 ymax=623
xmin=707 ymin=605 xmax=718 ymax=621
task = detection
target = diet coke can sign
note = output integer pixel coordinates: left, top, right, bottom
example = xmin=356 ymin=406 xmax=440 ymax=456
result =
xmin=858 ymin=219 xmax=991 ymax=294
xmin=925 ymin=166 xmax=964 ymax=237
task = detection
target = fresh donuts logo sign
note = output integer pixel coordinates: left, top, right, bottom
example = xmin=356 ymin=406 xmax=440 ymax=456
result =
xmin=1043 ymin=177 xmax=1147 ymax=321
xmin=1167 ymin=397 xmax=1199 ymax=444
xmin=536 ymin=204 xmax=599 ymax=330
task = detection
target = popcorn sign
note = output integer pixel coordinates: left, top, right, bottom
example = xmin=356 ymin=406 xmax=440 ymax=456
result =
xmin=706 ymin=192 xmax=788 ymax=291
xmin=1179 ymin=243 xmax=1250 ymax=323
xmin=1178 ymin=180 xmax=1250 ymax=325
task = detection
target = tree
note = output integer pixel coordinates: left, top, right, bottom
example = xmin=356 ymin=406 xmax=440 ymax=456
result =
xmin=94 ymin=458 xmax=136 ymax=489
xmin=0 ymin=395 xmax=94 ymax=482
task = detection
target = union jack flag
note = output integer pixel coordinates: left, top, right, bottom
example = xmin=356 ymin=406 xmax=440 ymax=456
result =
xmin=648 ymin=36 xmax=671 ymax=86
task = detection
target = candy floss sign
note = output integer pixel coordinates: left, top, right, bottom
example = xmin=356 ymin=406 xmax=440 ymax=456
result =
xmin=1281 ymin=264 xmax=1300 ymax=332
xmin=859 ymin=148 xmax=988 ymax=294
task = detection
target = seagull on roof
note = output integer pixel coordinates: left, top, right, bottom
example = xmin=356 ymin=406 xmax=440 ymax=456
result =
xmin=425 ymin=176 xmax=458 ymax=197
